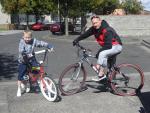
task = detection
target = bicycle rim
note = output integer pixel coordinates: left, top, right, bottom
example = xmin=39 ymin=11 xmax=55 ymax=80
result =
xmin=110 ymin=63 xmax=144 ymax=96
xmin=40 ymin=76 xmax=58 ymax=101
xmin=59 ymin=63 xmax=86 ymax=96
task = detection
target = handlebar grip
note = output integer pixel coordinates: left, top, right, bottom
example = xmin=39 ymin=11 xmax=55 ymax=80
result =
xmin=34 ymin=50 xmax=46 ymax=54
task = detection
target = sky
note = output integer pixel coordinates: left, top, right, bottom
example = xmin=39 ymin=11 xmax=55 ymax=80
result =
xmin=140 ymin=0 xmax=150 ymax=11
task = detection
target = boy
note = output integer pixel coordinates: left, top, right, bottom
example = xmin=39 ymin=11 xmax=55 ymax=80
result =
xmin=17 ymin=30 xmax=54 ymax=97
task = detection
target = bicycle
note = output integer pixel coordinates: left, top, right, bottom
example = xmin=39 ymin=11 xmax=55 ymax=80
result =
xmin=58 ymin=43 xmax=144 ymax=96
xmin=22 ymin=49 xmax=58 ymax=102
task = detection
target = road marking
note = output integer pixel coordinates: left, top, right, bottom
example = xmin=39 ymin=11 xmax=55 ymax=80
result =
xmin=140 ymin=45 xmax=150 ymax=54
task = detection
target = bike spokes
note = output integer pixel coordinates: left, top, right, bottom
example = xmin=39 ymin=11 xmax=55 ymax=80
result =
xmin=59 ymin=64 xmax=86 ymax=96
xmin=40 ymin=76 xmax=58 ymax=101
xmin=110 ymin=64 xmax=144 ymax=96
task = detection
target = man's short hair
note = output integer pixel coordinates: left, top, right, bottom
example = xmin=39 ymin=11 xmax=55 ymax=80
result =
xmin=91 ymin=15 xmax=100 ymax=20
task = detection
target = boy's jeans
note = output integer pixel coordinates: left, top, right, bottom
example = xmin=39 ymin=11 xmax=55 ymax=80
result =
xmin=18 ymin=57 xmax=38 ymax=81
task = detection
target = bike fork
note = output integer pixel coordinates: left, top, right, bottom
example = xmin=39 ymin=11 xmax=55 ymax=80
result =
xmin=71 ymin=62 xmax=82 ymax=81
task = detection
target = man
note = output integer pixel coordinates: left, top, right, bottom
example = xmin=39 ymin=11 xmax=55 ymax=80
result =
xmin=73 ymin=15 xmax=123 ymax=81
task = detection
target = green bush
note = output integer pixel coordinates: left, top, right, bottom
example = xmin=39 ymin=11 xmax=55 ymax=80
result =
xmin=121 ymin=0 xmax=143 ymax=14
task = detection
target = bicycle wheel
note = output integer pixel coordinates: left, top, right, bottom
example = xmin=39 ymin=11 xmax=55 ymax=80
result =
xmin=59 ymin=63 xmax=86 ymax=96
xmin=40 ymin=76 xmax=58 ymax=102
xmin=110 ymin=63 xmax=144 ymax=96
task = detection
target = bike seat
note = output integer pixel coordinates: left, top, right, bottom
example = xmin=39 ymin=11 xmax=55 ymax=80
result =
xmin=31 ymin=66 xmax=40 ymax=74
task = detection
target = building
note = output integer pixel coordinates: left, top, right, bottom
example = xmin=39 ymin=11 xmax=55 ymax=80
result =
xmin=0 ymin=4 xmax=11 ymax=30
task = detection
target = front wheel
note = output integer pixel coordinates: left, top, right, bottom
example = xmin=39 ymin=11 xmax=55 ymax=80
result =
xmin=109 ymin=63 xmax=144 ymax=96
xmin=40 ymin=75 xmax=58 ymax=101
xmin=58 ymin=63 xmax=86 ymax=96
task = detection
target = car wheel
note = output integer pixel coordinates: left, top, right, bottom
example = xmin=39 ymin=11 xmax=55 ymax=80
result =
xmin=41 ymin=28 xmax=44 ymax=31
xmin=52 ymin=32 xmax=55 ymax=35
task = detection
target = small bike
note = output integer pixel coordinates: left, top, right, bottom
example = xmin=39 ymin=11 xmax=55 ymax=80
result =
xmin=58 ymin=43 xmax=144 ymax=96
xmin=22 ymin=49 xmax=58 ymax=102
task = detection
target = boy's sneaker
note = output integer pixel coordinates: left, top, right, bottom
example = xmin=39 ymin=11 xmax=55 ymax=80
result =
xmin=21 ymin=83 xmax=25 ymax=89
xmin=26 ymin=87 xmax=30 ymax=93
xmin=92 ymin=75 xmax=106 ymax=82
xmin=25 ymin=83 xmax=30 ymax=93
xmin=17 ymin=87 xmax=21 ymax=97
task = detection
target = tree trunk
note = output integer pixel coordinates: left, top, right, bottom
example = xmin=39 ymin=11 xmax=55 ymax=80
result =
xmin=65 ymin=16 xmax=68 ymax=36
xmin=26 ymin=14 xmax=29 ymax=30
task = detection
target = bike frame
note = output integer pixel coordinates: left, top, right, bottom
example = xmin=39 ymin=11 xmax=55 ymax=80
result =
xmin=75 ymin=44 xmax=112 ymax=78
xmin=26 ymin=49 xmax=50 ymax=85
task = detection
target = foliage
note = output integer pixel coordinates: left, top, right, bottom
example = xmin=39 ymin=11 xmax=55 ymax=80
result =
xmin=0 ymin=0 xmax=144 ymax=17
xmin=0 ymin=0 xmax=19 ymax=14
xmin=0 ymin=0 xmax=55 ymax=15
xmin=121 ymin=0 xmax=143 ymax=14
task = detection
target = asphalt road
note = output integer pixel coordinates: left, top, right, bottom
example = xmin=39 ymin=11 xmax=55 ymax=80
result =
xmin=0 ymin=31 xmax=150 ymax=113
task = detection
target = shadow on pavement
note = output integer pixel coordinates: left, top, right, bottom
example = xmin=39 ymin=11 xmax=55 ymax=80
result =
xmin=0 ymin=53 xmax=18 ymax=80
xmin=137 ymin=91 xmax=150 ymax=113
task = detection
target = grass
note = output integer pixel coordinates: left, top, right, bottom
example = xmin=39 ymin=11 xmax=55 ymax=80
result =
xmin=0 ymin=28 xmax=7 ymax=31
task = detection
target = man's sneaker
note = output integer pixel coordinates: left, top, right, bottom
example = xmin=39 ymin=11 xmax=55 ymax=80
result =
xmin=17 ymin=87 xmax=21 ymax=97
xmin=92 ymin=75 xmax=106 ymax=82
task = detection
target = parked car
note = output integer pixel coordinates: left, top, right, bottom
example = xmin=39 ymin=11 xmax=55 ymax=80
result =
xmin=50 ymin=22 xmax=75 ymax=34
xmin=31 ymin=22 xmax=52 ymax=31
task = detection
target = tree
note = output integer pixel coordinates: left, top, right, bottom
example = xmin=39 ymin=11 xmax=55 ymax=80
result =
xmin=0 ymin=0 xmax=55 ymax=29
xmin=121 ymin=0 xmax=143 ymax=14
xmin=93 ymin=0 xmax=120 ymax=15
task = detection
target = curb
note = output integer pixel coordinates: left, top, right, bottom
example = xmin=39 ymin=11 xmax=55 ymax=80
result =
xmin=0 ymin=30 xmax=23 ymax=36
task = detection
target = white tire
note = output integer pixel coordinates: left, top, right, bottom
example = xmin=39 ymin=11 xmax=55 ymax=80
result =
xmin=40 ymin=76 xmax=58 ymax=102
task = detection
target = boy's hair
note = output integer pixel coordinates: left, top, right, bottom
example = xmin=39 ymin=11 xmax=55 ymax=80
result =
xmin=23 ymin=30 xmax=32 ymax=38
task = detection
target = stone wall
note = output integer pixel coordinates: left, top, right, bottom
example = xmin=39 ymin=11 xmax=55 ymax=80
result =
xmin=87 ymin=15 xmax=150 ymax=37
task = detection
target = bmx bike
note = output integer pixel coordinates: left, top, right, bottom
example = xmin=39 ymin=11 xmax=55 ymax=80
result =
xmin=22 ymin=49 xmax=58 ymax=102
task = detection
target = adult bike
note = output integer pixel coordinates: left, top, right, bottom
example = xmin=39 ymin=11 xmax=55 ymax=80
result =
xmin=58 ymin=43 xmax=144 ymax=96
xmin=22 ymin=49 xmax=58 ymax=102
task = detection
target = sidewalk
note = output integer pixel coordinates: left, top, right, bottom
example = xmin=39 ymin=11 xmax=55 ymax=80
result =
xmin=0 ymin=30 xmax=23 ymax=36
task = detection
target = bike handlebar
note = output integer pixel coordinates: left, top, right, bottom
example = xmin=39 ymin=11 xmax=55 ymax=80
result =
xmin=75 ymin=43 xmax=88 ymax=51
xmin=35 ymin=48 xmax=54 ymax=55
xmin=36 ymin=48 xmax=54 ymax=64
xmin=74 ymin=43 xmax=96 ymax=58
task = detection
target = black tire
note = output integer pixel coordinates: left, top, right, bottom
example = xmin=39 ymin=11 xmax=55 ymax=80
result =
xmin=109 ymin=63 xmax=144 ymax=96
xmin=52 ymin=32 xmax=55 ymax=35
xmin=58 ymin=63 xmax=86 ymax=96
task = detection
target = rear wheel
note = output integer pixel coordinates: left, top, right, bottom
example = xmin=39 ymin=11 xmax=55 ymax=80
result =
xmin=59 ymin=63 xmax=86 ymax=96
xmin=40 ymin=76 xmax=58 ymax=101
xmin=110 ymin=63 xmax=144 ymax=96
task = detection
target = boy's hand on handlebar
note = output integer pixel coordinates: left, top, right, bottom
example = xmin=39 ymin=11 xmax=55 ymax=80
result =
xmin=47 ymin=44 xmax=54 ymax=52
xmin=48 ymin=47 xmax=54 ymax=52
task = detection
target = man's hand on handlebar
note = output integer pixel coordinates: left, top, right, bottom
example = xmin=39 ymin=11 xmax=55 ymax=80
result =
xmin=73 ymin=40 xmax=79 ymax=46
